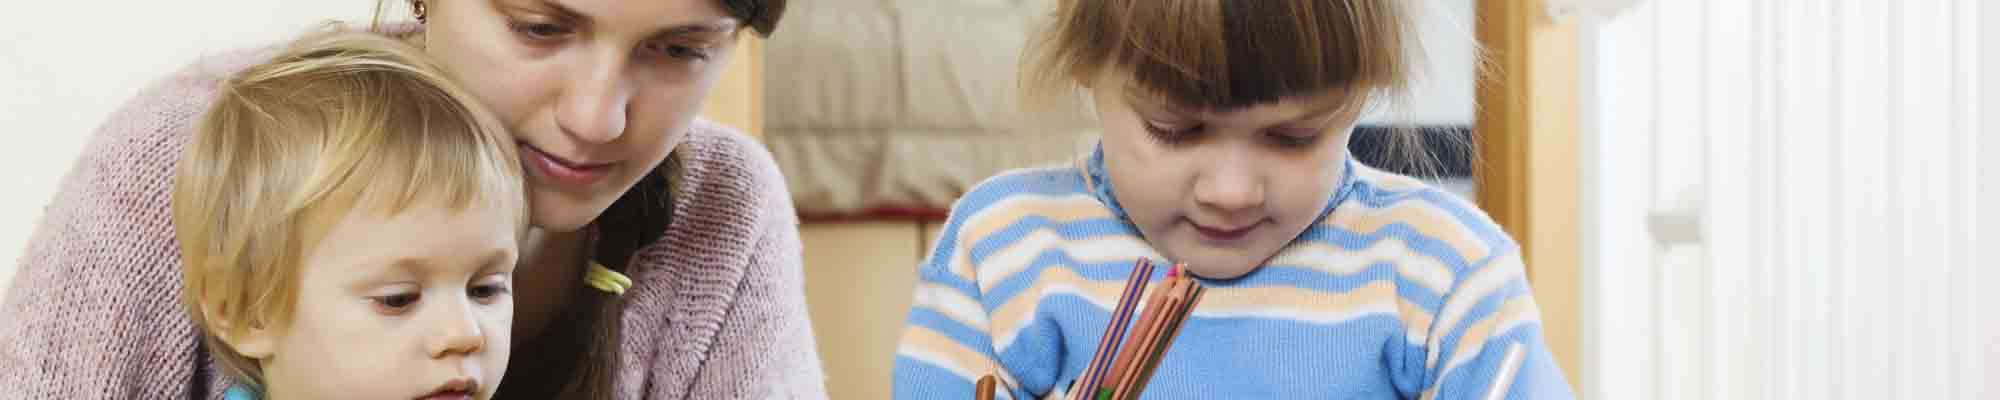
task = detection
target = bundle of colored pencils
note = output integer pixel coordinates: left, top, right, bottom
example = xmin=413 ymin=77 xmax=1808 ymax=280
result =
xmin=1066 ymin=259 xmax=1207 ymax=400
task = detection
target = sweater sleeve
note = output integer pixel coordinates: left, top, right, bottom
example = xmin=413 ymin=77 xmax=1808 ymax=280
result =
xmin=660 ymin=130 xmax=828 ymax=399
xmin=669 ymin=210 xmax=829 ymax=399
xmin=891 ymin=209 xmax=1017 ymax=400
xmin=1419 ymin=250 xmax=1575 ymax=400
xmin=0 ymin=59 xmax=225 ymax=399
xmin=892 ymin=182 xmax=1067 ymax=400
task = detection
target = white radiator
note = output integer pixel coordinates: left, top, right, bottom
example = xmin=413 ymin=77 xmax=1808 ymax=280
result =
xmin=1581 ymin=0 xmax=1985 ymax=399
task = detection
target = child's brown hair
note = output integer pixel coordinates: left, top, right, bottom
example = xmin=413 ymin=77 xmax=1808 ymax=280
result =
xmin=1023 ymin=0 xmax=1455 ymax=174
xmin=174 ymin=29 xmax=525 ymax=391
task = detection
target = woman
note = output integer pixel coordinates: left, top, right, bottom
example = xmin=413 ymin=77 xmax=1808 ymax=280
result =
xmin=0 ymin=0 xmax=824 ymax=398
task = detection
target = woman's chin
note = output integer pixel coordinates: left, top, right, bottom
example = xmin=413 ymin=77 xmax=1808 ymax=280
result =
xmin=527 ymin=216 xmax=590 ymax=233
xmin=526 ymin=195 xmax=610 ymax=233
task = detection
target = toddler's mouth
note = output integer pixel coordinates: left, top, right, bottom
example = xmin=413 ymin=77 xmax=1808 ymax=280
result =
xmin=418 ymin=377 xmax=478 ymax=400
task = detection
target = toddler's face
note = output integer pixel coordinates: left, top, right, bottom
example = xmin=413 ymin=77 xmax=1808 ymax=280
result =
xmin=239 ymin=198 xmax=521 ymax=400
xmin=1090 ymin=73 xmax=1358 ymax=279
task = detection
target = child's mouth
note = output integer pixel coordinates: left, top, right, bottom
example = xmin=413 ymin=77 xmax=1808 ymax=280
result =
xmin=418 ymin=391 xmax=472 ymax=400
xmin=1192 ymin=221 xmax=1259 ymax=242
xmin=418 ymin=377 xmax=478 ymax=400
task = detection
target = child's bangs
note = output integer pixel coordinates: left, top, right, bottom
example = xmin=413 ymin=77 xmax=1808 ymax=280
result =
xmin=333 ymin=84 xmax=523 ymax=218
xmin=1111 ymin=0 xmax=1413 ymax=112
xmin=254 ymin=66 xmax=525 ymax=227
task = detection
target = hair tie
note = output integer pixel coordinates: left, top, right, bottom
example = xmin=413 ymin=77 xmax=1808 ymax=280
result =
xmin=584 ymin=261 xmax=633 ymax=296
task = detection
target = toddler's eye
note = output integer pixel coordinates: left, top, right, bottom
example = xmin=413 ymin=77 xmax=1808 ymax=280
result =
xmin=369 ymin=292 xmax=420 ymax=315
xmin=469 ymin=282 xmax=511 ymax=304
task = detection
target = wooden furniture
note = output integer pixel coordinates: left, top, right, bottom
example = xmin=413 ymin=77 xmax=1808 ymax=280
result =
xmin=1474 ymin=0 xmax=1584 ymax=386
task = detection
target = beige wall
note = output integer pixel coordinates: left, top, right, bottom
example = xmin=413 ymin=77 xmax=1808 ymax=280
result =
xmin=701 ymin=36 xmax=765 ymax=138
xmin=0 ymin=1 xmax=380 ymax=297
xmin=799 ymin=221 xmax=943 ymax=400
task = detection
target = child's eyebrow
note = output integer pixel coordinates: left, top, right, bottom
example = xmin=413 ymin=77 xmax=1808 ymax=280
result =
xmin=382 ymin=248 xmax=513 ymax=273
xmin=1284 ymin=103 xmax=1351 ymax=128
xmin=341 ymin=257 xmax=425 ymax=291
xmin=387 ymin=257 xmax=432 ymax=274
xmin=1121 ymin=82 xmax=1358 ymax=126
xmin=1300 ymin=100 xmax=1348 ymax=119
xmin=1120 ymin=85 xmax=1195 ymax=115
xmin=477 ymin=248 xmax=514 ymax=270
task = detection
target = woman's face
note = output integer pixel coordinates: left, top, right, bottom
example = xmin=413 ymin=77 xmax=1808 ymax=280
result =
xmin=423 ymin=0 xmax=742 ymax=231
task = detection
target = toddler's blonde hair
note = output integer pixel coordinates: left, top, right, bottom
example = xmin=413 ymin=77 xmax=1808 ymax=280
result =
xmin=173 ymin=29 xmax=525 ymax=390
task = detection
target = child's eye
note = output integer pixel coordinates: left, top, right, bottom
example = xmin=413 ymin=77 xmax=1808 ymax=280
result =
xmin=468 ymin=282 xmax=512 ymax=303
xmin=369 ymin=292 xmax=421 ymax=315
xmin=1267 ymin=131 xmax=1321 ymax=148
xmin=1142 ymin=120 xmax=1202 ymax=146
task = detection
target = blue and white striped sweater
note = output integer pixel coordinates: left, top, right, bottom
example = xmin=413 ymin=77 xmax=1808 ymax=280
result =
xmin=893 ymin=147 xmax=1573 ymax=399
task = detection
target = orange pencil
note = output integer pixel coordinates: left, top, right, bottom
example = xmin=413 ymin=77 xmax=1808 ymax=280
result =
xmin=1111 ymin=279 xmax=1188 ymax=399
xmin=1128 ymin=283 xmax=1204 ymax=397
xmin=975 ymin=374 xmax=997 ymax=400
xmin=1102 ymin=276 xmax=1182 ymax=396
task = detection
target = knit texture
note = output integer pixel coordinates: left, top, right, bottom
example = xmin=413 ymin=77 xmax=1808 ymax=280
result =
xmin=893 ymin=146 xmax=1573 ymax=399
xmin=0 ymin=42 xmax=827 ymax=399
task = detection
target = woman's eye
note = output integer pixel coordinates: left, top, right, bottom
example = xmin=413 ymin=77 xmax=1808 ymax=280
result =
xmin=509 ymin=21 xmax=573 ymax=42
xmin=369 ymin=292 xmax=421 ymax=315
xmin=645 ymin=41 xmax=712 ymax=61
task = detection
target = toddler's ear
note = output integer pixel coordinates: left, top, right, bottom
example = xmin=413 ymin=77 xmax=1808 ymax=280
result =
xmin=204 ymin=305 xmax=278 ymax=360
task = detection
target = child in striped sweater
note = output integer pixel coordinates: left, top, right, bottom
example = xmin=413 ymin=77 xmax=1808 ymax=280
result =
xmin=892 ymin=0 xmax=1574 ymax=398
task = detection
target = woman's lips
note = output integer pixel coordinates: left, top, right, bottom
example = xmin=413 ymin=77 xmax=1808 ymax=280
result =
xmin=519 ymin=142 xmax=613 ymax=189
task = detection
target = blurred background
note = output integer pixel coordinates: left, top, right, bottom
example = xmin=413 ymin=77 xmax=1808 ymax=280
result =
xmin=1 ymin=0 xmax=1990 ymax=399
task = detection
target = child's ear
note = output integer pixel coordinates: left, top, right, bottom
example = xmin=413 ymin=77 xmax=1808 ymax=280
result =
xmin=203 ymin=305 xmax=278 ymax=359
xmin=228 ymin=321 xmax=279 ymax=360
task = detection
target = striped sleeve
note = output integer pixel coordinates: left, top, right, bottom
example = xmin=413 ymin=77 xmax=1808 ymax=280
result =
xmin=892 ymin=222 xmax=1004 ymax=400
xmin=892 ymin=189 xmax=1028 ymax=400
xmin=1421 ymin=249 xmax=1574 ymax=399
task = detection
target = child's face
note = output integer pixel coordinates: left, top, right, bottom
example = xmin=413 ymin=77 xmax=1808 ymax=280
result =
xmin=238 ymin=199 xmax=521 ymax=400
xmin=1090 ymin=73 xmax=1358 ymax=279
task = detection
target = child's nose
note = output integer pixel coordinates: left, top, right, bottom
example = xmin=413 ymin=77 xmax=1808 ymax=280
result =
xmin=426 ymin=301 xmax=487 ymax=359
xmin=1193 ymin=158 xmax=1266 ymax=212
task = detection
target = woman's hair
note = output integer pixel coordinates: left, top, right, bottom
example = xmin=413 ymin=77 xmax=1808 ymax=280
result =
xmin=372 ymin=0 xmax=788 ymax=37
xmin=361 ymin=1 xmax=790 ymax=398
xmin=1022 ymin=0 xmax=1457 ymax=175
xmin=173 ymin=29 xmax=526 ymax=391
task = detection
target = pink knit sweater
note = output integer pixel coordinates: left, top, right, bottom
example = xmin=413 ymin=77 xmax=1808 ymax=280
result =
xmin=0 ymin=46 xmax=827 ymax=399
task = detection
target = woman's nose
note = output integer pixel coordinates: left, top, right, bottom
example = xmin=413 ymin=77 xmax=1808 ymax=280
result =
xmin=553 ymin=58 xmax=633 ymax=144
